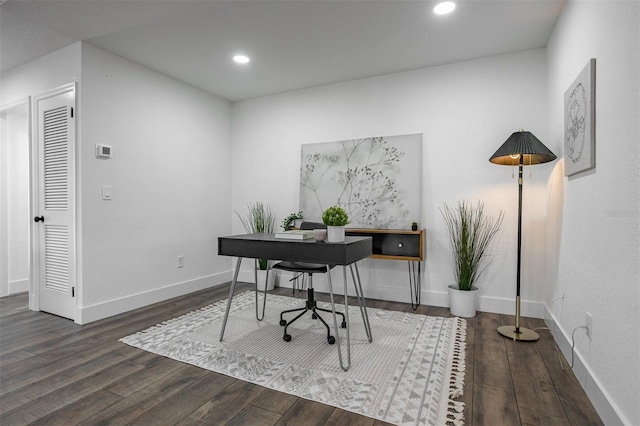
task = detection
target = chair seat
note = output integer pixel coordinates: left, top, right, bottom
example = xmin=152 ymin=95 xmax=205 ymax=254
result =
xmin=272 ymin=261 xmax=333 ymax=274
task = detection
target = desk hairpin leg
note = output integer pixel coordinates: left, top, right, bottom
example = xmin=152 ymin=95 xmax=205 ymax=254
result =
xmin=220 ymin=257 xmax=243 ymax=341
xmin=349 ymin=264 xmax=372 ymax=342
xmin=219 ymin=257 xmax=269 ymax=342
xmin=253 ymin=259 xmax=268 ymax=321
xmin=408 ymin=260 xmax=421 ymax=310
xmin=326 ymin=265 xmax=350 ymax=371
xmin=326 ymin=262 xmax=372 ymax=371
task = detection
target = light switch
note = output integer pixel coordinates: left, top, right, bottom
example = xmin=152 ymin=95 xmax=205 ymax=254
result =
xmin=102 ymin=185 xmax=112 ymax=200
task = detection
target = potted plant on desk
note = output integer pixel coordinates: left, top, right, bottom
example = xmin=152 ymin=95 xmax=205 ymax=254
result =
xmin=322 ymin=205 xmax=349 ymax=243
xmin=235 ymin=202 xmax=276 ymax=290
xmin=441 ymin=200 xmax=503 ymax=317
xmin=282 ymin=211 xmax=304 ymax=230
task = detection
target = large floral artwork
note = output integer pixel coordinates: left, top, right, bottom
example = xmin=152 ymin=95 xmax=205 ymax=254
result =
xmin=299 ymin=134 xmax=422 ymax=229
xmin=564 ymin=58 xmax=596 ymax=176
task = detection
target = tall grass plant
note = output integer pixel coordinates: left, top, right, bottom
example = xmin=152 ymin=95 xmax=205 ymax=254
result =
xmin=441 ymin=201 xmax=504 ymax=291
xmin=235 ymin=202 xmax=276 ymax=270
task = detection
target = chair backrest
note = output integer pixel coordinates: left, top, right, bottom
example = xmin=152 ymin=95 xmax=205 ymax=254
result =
xmin=300 ymin=221 xmax=326 ymax=230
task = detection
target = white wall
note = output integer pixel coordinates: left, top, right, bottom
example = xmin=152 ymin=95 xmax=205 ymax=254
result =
xmin=1 ymin=43 xmax=81 ymax=303
xmin=0 ymin=108 xmax=6 ymax=298
xmin=232 ymin=49 xmax=552 ymax=315
xmin=4 ymin=106 xmax=30 ymax=294
xmin=78 ymin=43 xmax=233 ymax=322
xmin=545 ymin=1 xmax=640 ymax=425
xmin=0 ymin=43 xmax=81 ymax=105
xmin=1 ymin=42 xmax=234 ymax=323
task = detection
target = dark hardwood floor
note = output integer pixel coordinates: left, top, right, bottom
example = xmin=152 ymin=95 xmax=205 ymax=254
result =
xmin=0 ymin=284 xmax=602 ymax=425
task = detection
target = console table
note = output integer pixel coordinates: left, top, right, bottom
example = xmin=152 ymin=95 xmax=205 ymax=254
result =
xmin=218 ymin=233 xmax=373 ymax=371
xmin=346 ymin=228 xmax=425 ymax=309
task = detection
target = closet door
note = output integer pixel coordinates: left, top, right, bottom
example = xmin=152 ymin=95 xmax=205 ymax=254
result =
xmin=34 ymin=85 xmax=76 ymax=320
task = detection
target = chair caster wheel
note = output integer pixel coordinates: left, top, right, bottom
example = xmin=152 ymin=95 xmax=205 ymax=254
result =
xmin=341 ymin=321 xmax=347 ymax=329
xmin=328 ymin=336 xmax=335 ymax=345
xmin=312 ymin=313 xmax=318 ymax=319
xmin=279 ymin=319 xmax=287 ymax=326
xmin=283 ymin=334 xmax=292 ymax=342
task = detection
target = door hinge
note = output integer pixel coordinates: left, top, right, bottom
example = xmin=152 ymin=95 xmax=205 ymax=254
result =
xmin=70 ymin=107 xmax=74 ymax=118
xmin=72 ymin=287 xmax=75 ymax=297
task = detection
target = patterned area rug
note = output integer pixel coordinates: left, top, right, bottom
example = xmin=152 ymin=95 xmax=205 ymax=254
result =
xmin=121 ymin=291 xmax=466 ymax=425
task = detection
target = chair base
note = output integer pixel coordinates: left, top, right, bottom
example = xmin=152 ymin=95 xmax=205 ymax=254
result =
xmin=280 ymin=287 xmax=346 ymax=344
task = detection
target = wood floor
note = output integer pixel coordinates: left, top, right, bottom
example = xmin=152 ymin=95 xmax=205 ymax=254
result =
xmin=1 ymin=284 xmax=602 ymax=426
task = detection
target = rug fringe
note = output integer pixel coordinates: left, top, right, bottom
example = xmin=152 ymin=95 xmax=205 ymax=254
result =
xmin=446 ymin=317 xmax=467 ymax=425
xmin=445 ymin=400 xmax=466 ymax=426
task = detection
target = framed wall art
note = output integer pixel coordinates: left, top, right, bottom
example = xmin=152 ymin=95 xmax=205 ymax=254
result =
xmin=299 ymin=134 xmax=422 ymax=229
xmin=564 ymin=58 xmax=596 ymax=176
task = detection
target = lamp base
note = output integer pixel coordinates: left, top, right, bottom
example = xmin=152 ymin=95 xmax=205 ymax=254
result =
xmin=497 ymin=325 xmax=539 ymax=341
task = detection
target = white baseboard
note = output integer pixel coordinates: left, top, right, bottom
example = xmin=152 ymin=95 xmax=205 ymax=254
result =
xmin=9 ymin=278 xmax=29 ymax=295
xmin=77 ymin=271 xmax=231 ymax=324
xmin=478 ymin=295 xmax=545 ymax=318
xmin=255 ymin=269 xmax=545 ymax=318
xmin=544 ymin=306 xmax=626 ymax=425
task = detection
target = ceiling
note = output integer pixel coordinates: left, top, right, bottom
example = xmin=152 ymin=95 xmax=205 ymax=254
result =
xmin=0 ymin=0 xmax=564 ymax=102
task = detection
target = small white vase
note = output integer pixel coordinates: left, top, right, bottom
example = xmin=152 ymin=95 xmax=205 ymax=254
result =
xmin=255 ymin=268 xmax=276 ymax=291
xmin=326 ymin=225 xmax=345 ymax=243
xmin=447 ymin=285 xmax=479 ymax=317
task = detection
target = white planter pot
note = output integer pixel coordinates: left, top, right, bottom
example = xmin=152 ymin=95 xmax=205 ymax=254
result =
xmin=447 ymin=285 xmax=479 ymax=317
xmin=326 ymin=225 xmax=345 ymax=243
xmin=256 ymin=268 xmax=276 ymax=291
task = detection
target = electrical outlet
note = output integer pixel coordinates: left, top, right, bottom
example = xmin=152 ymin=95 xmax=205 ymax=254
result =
xmin=586 ymin=312 xmax=593 ymax=340
xmin=177 ymin=255 xmax=185 ymax=268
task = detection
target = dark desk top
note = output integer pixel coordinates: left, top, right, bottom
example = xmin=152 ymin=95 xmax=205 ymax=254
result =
xmin=218 ymin=233 xmax=372 ymax=265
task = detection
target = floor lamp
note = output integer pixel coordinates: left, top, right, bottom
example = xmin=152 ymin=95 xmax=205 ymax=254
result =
xmin=489 ymin=130 xmax=556 ymax=341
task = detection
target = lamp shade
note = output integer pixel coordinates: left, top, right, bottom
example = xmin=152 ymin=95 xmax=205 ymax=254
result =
xmin=489 ymin=130 xmax=557 ymax=166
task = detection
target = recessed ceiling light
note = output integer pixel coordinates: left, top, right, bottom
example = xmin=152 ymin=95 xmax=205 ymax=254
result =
xmin=233 ymin=55 xmax=250 ymax=64
xmin=433 ymin=1 xmax=456 ymax=15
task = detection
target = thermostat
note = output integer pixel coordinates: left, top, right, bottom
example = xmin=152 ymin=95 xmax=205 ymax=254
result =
xmin=95 ymin=144 xmax=112 ymax=159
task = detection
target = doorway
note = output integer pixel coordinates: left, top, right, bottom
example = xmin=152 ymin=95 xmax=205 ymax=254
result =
xmin=0 ymin=98 xmax=31 ymax=301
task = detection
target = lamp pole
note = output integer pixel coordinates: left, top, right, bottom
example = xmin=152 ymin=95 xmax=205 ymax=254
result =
xmin=497 ymin=154 xmax=539 ymax=341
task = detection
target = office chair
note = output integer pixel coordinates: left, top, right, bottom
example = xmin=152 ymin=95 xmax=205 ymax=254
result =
xmin=272 ymin=222 xmax=346 ymax=344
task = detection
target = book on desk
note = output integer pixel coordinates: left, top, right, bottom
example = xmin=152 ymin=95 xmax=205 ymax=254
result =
xmin=274 ymin=230 xmax=315 ymax=240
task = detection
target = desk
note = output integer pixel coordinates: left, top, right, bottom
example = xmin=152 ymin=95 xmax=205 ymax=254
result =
xmin=218 ymin=233 xmax=373 ymax=371
xmin=346 ymin=228 xmax=425 ymax=309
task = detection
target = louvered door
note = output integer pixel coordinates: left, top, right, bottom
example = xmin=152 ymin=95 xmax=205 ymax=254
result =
xmin=35 ymin=87 xmax=76 ymax=320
